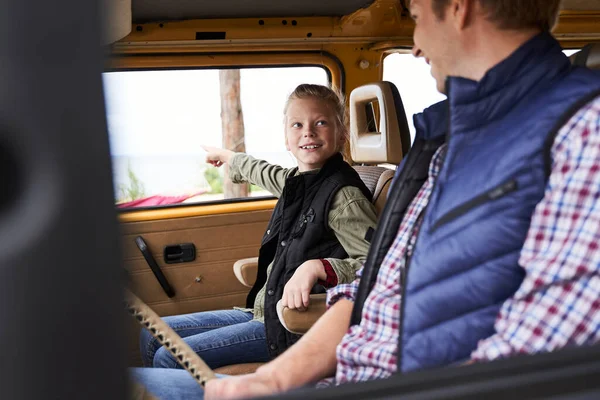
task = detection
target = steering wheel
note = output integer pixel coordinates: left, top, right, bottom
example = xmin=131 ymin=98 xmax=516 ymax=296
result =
xmin=124 ymin=289 xmax=216 ymax=388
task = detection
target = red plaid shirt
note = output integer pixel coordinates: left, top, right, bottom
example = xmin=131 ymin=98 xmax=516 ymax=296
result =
xmin=325 ymin=96 xmax=600 ymax=385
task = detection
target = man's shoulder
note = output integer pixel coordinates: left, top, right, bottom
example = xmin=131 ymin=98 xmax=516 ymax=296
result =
xmin=574 ymin=94 xmax=600 ymax=116
xmin=552 ymin=95 xmax=600 ymax=156
xmin=559 ymin=94 xmax=600 ymax=135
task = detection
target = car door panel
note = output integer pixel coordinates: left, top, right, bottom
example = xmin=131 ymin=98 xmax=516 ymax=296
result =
xmin=120 ymin=206 xmax=272 ymax=365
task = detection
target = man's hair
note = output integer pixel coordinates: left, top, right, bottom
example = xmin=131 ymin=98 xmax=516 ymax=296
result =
xmin=283 ymin=83 xmax=349 ymax=144
xmin=432 ymin=0 xmax=561 ymax=32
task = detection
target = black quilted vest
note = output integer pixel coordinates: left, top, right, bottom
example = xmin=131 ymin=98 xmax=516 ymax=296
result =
xmin=246 ymin=153 xmax=372 ymax=358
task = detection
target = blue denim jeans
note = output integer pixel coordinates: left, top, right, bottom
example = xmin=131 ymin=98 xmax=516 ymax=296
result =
xmin=130 ymin=368 xmax=215 ymax=400
xmin=131 ymin=368 xmax=316 ymax=400
xmin=139 ymin=309 xmax=270 ymax=369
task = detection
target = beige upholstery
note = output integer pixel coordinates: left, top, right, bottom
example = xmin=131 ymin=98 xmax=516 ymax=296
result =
xmin=349 ymin=82 xmax=410 ymax=164
xmin=101 ymin=0 xmax=131 ymax=45
xmin=571 ymin=43 xmax=600 ymax=70
xmin=352 ymin=166 xmax=395 ymax=216
xmin=350 ymin=81 xmax=410 ymax=216
xmin=276 ymin=294 xmax=327 ymax=335
xmin=233 ymin=257 xmax=259 ymax=288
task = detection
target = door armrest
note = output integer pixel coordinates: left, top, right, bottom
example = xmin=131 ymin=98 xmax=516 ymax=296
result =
xmin=233 ymin=257 xmax=258 ymax=288
xmin=276 ymin=294 xmax=327 ymax=335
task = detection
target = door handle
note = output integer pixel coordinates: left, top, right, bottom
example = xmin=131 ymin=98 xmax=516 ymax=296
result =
xmin=135 ymin=236 xmax=175 ymax=298
xmin=164 ymin=243 xmax=196 ymax=264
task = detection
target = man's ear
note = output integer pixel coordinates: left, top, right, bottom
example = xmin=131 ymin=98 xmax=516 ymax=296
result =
xmin=284 ymin=135 xmax=290 ymax=151
xmin=452 ymin=0 xmax=474 ymax=31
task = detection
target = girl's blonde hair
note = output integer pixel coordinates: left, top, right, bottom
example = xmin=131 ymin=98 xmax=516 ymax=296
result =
xmin=283 ymin=84 xmax=349 ymax=149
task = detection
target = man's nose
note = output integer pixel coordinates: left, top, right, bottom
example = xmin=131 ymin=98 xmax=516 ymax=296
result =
xmin=412 ymin=45 xmax=423 ymax=58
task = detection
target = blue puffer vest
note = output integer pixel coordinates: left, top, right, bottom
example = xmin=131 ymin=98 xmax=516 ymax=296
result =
xmin=400 ymin=33 xmax=600 ymax=372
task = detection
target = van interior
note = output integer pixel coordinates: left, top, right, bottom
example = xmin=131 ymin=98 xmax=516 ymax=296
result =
xmin=1 ymin=0 xmax=600 ymax=399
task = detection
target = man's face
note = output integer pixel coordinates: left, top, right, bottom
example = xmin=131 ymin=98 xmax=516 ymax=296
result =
xmin=410 ymin=0 xmax=459 ymax=94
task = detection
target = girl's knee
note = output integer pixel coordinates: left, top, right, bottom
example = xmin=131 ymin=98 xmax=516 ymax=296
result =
xmin=153 ymin=346 xmax=180 ymax=369
xmin=139 ymin=329 xmax=159 ymax=367
xmin=139 ymin=328 xmax=153 ymax=349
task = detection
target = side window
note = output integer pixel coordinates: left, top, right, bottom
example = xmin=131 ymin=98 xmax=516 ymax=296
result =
xmin=383 ymin=53 xmax=446 ymax=142
xmin=103 ymin=67 xmax=329 ymax=209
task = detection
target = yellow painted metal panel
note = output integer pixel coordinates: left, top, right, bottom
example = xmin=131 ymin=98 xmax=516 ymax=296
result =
xmin=113 ymin=1 xmax=600 ymax=50
xmin=108 ymin=1 xmax=600 ymax=98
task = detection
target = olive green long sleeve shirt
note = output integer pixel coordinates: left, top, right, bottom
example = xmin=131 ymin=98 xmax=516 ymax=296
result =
xmin=228 ymin=153 xmax=377 ymax=322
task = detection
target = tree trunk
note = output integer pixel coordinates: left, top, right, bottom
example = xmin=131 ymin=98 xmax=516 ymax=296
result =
xmin=219 ymin=69 xmax=248 ymax=199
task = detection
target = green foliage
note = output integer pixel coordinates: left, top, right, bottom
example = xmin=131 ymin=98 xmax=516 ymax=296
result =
xmin=204 ymin=167 xmax=224 ymax=193
xmin=118 ymin=162 xmax=146 ymax=202
xmin=249 ymin=184 xmax=262 ymax=192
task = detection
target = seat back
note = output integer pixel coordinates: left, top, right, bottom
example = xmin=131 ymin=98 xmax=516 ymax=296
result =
xmin=352 ymin=166 xmax=395 ymax=216
xmin=349 ymin=81 xmax=411 ymax=214
xmin=571 ymin=43 xmax=600 ymax=70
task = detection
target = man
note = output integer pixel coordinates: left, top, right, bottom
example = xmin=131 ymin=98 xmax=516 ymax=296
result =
xmin=132 ymin=0 xmax=600 ymax=398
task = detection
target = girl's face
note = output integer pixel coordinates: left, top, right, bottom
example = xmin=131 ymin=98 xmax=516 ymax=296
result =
xmin=284 ymin=97 xmax=345 ymax=172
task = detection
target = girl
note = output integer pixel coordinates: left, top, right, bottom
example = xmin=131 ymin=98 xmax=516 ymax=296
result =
xmin=139 ymin=84 xmax=378 ymax=369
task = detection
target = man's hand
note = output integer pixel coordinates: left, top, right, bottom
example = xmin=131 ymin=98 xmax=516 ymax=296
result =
xmin=281 ymin=259 xmax=327 ymax=311
xmin=206 ymin=299 xmax=354 ymax=399
xmin=202 ymin=145 xmax=235 ymax=167
xmin=204 ymin=371 xmax=280 ymax=400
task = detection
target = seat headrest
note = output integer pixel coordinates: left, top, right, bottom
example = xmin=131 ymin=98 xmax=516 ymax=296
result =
xmin=571 ymin=43 xmax=600 ymax=70
xmin=101 ymin=0 xmax=132 ymax=45
xmin=349 ymin=82 xmax=411 ymax=165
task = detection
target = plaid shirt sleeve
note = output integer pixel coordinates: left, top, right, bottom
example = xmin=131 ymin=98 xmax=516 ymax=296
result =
xmin=472 ymin=96 xmax=600 ymax=361
xmin=326 ymin=266 xmax=363 ymax=308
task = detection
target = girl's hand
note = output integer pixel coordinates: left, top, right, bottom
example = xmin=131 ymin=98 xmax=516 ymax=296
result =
xmin=281 ymin=259 xmax=326 ymax=311
xmin=201 ymin=145 xmax=234 ymax=167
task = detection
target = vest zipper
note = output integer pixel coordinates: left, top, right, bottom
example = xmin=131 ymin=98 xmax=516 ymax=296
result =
xmin=397 ymin=211 xmax=423 ymax=373
xmin=430 ymin=178 xmax=518 ymax=233
xmin=397 ymin=84 xmax=451 ymax=373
